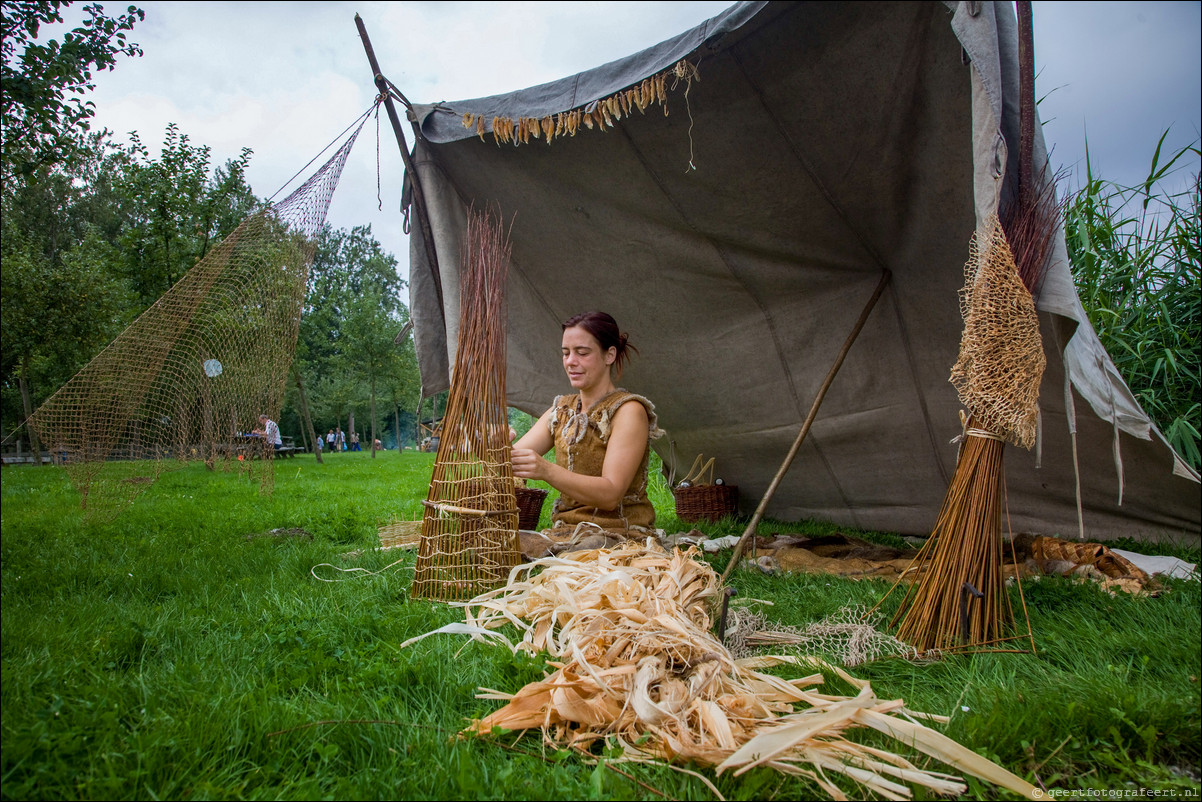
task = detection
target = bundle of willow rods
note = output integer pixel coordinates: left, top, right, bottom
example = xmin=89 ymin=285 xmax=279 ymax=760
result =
xmin=880 ymin=199 xmax=1057 ymax=653
xmin=888 ymin=427 xmax=1008 ymax=651
xmin=879 ymin=3 xmax=1063 ymax=653
xmin=412 ymin=209 xmax=522 ymax=602
xmin=881 ymin=204 xmax=1060 ymax=652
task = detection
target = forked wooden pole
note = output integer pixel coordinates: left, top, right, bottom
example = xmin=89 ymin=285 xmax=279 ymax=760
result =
xmin=719 ymin=269 xmax=892 ymax=584
xmin=354 ymin=14 xmax=444 ymax=313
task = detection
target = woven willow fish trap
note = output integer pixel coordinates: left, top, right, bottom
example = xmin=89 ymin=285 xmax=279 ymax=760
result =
xmin=25 ymin=120 xmax=367 ymax=519
xmin=880 ymin=214 xmax=1045 ymax=652
xmin=412 ymin=210 xmax=522 ymax=602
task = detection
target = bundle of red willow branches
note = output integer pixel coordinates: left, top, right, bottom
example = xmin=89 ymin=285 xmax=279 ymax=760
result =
xmin=412 ymin=209 xmax=522 ymax=602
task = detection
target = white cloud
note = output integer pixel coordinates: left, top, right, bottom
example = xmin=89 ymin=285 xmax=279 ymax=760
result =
xmin=22 ymin=1 xmax=1202 ymax=294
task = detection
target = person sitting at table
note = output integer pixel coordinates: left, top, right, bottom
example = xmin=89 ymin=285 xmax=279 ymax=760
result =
xmin=252 ymin=414 xmax=283 ymax=451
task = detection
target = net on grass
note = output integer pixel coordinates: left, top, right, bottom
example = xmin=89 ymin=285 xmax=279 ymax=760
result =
xmin=725 ymin=605 xmax=921 ymax=666
xmin=412 ymin=209 xmax=523 ymax=602
xmin=26 ymin=117 xmax=368 ymax=519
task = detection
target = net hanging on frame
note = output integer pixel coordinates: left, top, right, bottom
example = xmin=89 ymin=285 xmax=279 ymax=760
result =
xmin=412 ymin=209 xmax=523 ymax=602
xmin=27 ymin=110 xmax=373 ymax=519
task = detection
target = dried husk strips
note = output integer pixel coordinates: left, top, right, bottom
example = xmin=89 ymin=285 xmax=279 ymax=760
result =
xmin=459 ymin=60 xmax=697 ymax=147
xmin=405 ymin=541 xmax=1039 ymax=800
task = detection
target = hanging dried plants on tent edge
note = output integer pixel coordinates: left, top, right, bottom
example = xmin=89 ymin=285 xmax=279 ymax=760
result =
xmin=460 ymin=60 xmax=700 ymax=147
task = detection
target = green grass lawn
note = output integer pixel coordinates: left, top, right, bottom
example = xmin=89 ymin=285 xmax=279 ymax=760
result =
xmin=2 ymin=452 xmax=1199 ymax=800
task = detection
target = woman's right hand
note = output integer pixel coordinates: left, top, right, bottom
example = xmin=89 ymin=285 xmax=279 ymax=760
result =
xmin=510 ymin=447 xmax=548 ymax=482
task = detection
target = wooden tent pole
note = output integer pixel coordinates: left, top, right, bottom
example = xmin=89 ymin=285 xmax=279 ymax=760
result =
xmin=1015 ymin=0 xmax=1035 ymax=203
xmin=719 ymin=268 xmax=892 ymax=585
xmin=353 ymin=14 xmax=444 ymax=312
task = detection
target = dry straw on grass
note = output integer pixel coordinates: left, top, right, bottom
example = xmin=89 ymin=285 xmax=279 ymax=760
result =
xmin=404 ymin=541 xmax=1039 ymax=800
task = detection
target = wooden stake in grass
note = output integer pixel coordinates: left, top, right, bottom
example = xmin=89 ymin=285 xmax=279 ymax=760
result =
xmin=412 ymin=208 xmax=522 ymax=602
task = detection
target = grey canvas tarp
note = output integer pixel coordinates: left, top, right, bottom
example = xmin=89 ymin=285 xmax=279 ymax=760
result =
xmin=399 ymin=1 xmax=1200 ymax=543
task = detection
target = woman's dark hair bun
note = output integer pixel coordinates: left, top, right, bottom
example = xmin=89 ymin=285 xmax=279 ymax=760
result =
xmin=562 ymin=311 xmax=638 ymax=377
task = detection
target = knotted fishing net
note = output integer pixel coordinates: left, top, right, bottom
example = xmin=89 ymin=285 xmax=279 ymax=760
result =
xmin=725 ymin=605 xmax=920 ymax=666
xmin=949 ymin=214 xmax=1046 ymax=449
xmin=412 ymin=209 xmax=523 ymax=601
xmin=27 ymin=118 xmax=368 ymax=519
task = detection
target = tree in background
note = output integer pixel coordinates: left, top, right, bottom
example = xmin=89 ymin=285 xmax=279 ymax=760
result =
xmin=384 ymin=321 xmax=421 ymax=450
xmin=1064 ymin=134 xmax=1201 ymax=472
xmin=2 ymin=132 xmax=130 ymax=455
xmin=1 ymin=2 xmax=422 ymax=457
xmin=295 ymin=225 xmax=413 ymax=450
xmin=0 ymin=221 xmax=131 ymax=453
xmin=1 ymin=1 xmax=144 ymax=181
xmin=114 ymin=124 xmax=257 ymax=307
xmin=342 ymin=287 xmax=405 ymax=458
xmin=0 ymin=125 xmax=261 ymax=454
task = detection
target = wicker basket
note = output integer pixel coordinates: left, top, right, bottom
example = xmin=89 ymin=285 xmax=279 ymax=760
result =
xmin=673 ymin=482 xmax=739 ymax=523
xmin=515 ymin=486 xmax=549 ymax=530
xmin=672 ymin=454 xmax=739 ymax=522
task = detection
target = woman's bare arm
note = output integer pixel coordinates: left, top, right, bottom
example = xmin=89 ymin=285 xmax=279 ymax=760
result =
xmin=511 ymin=400 xmax=648 ymax=510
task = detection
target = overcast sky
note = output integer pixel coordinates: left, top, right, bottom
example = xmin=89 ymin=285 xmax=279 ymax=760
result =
xmin=38 ymin=1 xmax=1202 ymax=286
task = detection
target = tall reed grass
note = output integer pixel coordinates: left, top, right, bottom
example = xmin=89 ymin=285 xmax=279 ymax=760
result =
xmin=1064 ymin=133 xmax=1201 ymax=471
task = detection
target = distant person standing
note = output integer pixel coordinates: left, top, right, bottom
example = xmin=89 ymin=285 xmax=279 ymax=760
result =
xmin=326 ymin=429 xmax=336 ymax=453
xmin=335 ymin=427 xmax=345 ymax=452
xmin=350 ymin=431 xmax=361 ymax=452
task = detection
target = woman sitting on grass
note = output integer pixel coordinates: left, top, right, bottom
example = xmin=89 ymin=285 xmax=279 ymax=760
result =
xmin=511 ymin=311 xmax=662 ymax=538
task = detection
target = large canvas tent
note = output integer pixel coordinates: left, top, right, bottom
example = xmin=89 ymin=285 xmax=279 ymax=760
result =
xmin=397 ymin=0 xmax=1200 ymax=543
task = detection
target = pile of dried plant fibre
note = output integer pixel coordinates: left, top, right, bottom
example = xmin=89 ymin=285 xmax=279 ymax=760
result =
xmin=403 ymin=540 xmax=1037 ymax=800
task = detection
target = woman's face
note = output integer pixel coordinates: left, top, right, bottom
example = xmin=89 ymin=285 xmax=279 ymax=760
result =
xmin=562 ymin=325 xmax=616 ymax=392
